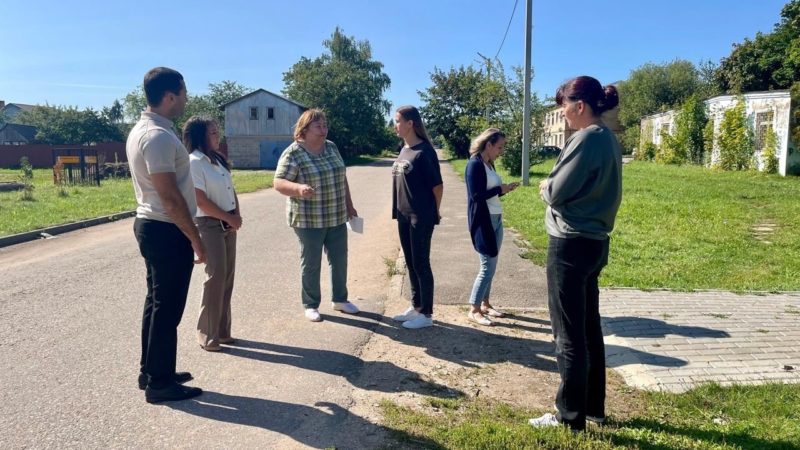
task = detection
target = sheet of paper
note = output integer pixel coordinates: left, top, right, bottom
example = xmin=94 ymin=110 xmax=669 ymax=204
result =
xmin=347 ymin=216 xmax=364 ymax=233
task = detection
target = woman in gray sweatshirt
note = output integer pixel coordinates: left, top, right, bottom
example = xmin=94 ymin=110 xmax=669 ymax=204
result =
xmin=529 ymin=76 xmax=622 ymax=432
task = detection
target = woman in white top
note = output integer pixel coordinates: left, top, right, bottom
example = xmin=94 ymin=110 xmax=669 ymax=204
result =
xmin=464 ymin=128 xmax=518 ymax=326
xmin=183 ymin=116 xmax=242 ymax=352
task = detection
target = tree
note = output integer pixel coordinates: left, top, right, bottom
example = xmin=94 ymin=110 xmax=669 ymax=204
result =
xmin=716 ymin=98 xmax=754 ymax=171
xmin=656 ymin=94 xmax=708 ymax=165
xmin=283 ymin=27 xmax=393 ymax=156
xmin=17 ymin=105 xmax=123 ymax=144
xmin=121 ymin=80 xmax=250 ymax=134
xmin=618 ymin=60 xmax=700 ymax=150
xmin=419 ymin=65 xmax=488 ymax=158
xmin=715 ymin=0 xmax=800 ymax=93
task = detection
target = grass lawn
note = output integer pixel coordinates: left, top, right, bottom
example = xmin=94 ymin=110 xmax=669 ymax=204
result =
xmin=382 ymin=383 xmax=800 ymax=449
xmin=450 ymin=159 xmax=800 ymax=291
xmin=0 ymin=168 xmax=273 ymax=236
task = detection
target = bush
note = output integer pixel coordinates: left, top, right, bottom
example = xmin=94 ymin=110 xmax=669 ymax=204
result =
xmin=499 ymin=145 xmax=543 ymax=176
xmin=762 ymin=129 xmax=779 ymax=174
xmin=18 ymin=156 xmax=35 ymax=201
xmin=100 ymin=162 xmax=131 ymax=179
xmin=637 ymin=142 xmax=657 ymax=161
xmin=716 ymin=98 xmax=754 ymax=171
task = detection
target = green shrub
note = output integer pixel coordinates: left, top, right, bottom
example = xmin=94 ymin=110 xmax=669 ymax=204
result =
xmin=18 ymin=156 xmax=35 ymax=201
xmin=716 ymin=97 xmax=754 ymax=171
xmin=762 ymin=128 xmax=779 ymax=174
xmin=637 ymin=142 xmax=657 ymax=161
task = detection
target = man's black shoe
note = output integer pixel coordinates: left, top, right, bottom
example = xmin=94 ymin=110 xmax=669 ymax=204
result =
xmin=138 ymin=371 xmax=193 ymax=390
xmin=145 ymin=383 xmax=203 ymax=404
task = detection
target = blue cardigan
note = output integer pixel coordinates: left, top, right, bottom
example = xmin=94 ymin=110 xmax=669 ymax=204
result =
xmin=466 ymin=154 xmax=503 ymax=257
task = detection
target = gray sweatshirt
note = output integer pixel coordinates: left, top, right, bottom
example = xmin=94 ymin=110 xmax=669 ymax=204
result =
xmin=542 ymin=124 xmax=622 ymax=240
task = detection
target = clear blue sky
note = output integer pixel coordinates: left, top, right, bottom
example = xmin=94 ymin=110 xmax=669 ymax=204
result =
xmin=0 ymin=0 xmax=789 ymax=112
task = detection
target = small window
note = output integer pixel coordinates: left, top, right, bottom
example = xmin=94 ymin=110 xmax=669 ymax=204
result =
xmin=755 ymin=110 xmax=775 ymax=153
xmin=249 ymin=107 xmax=258 ymax=120
xmin=267 ymin=107 xmax=275 ymax=120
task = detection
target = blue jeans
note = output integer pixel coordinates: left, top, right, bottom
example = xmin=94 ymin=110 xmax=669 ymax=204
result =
xmin=469 ymin=214 xmax=503 ymax=307
xmin=293 ymin=224 xmax=348 ymax=309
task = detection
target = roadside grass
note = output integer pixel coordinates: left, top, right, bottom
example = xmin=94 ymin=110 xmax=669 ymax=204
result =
xmin=381 ymin=382 xmax=800 ymax=449
xmin=450 ymin=159 xmax=800 ymax=291
xmin=0 ymin=168 xmax=273 ymax=236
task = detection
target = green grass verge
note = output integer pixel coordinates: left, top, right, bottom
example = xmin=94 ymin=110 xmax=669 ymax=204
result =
xmin=450 ymin=159 xmax=800 ymax=291
xmin=0 ymin=168 xmax=273 ymax=236
xmin=381 ymin=383 xmax=800 ymax=449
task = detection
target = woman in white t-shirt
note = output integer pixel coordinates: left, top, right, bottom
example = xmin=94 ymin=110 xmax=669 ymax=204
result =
xmin=464 ymin=128 xmax=518 ymax=326
xmin=183 ymin=116 xmax=242 ymax=352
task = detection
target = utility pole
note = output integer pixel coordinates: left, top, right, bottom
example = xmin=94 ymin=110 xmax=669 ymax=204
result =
xmin=477 ymin=52 xmax=491 ymax=121
xmin=521 ymin=0 xmax=532 ymax=186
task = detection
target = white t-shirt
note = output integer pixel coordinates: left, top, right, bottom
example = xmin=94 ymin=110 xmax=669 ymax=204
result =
xmin=484 ymin=162 xmax=503 ymax=214
xmin=189 ymin=150 xmax=237 ymax=217
xmin=126 ymin=112 xmax=197 ymax=223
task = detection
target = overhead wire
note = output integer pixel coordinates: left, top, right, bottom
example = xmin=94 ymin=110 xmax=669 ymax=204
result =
xmin=494 ymin=0 xmax=519 ymax=60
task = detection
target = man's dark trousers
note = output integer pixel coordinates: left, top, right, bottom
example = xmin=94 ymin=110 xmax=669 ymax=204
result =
xmin=134 ymin=218 xmax=194 ymax=388
xmin=546 ymin=235 xmax=609 ymax=431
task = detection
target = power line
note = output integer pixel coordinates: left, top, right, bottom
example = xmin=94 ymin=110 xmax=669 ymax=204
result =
xmin=494 ymin=0 xmax=519 ymax=60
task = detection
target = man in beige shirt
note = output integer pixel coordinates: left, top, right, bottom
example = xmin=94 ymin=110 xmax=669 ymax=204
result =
xmin=127 ymin=67 xmax=206 ymax=403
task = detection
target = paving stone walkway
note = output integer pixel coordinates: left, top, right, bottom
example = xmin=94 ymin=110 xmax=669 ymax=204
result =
xmin=600 ymin=289 xmax=800 ymax=392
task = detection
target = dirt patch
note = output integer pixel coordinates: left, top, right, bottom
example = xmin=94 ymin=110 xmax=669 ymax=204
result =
xmin=347 ymin=268 xmax=646 ymax=432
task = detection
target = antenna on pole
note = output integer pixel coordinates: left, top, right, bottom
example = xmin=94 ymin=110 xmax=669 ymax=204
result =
xmin=521 ymin=0 xmax=532 ymax=186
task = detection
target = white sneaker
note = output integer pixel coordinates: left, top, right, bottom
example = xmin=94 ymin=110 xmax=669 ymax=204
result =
xmin=402 ymin=315 xmax=433 ymax=329
xmin=528 ymin=413 xmax=560 ymax=428
xmin=586 ymin=415 xmax=606 ymax=425
xmin=332 ymin=301 xmax=360 ymax=314
xmin=304 ymin=308 xmax=322 ymax=322
xmin=467 ymin=311 xmax=493 ymax=326
xmin=393 ymin=307 xmax=421 ymax=322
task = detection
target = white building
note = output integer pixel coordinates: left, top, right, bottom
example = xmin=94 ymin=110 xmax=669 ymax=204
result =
xmin=640 ymin=91 xmax=799 ymax=176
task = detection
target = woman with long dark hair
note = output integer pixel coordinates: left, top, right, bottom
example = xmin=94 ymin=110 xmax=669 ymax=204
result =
xmin=529 ymin=76 xmax=623 ymax=432
xmin=184 ymin=116 xmax=242 ymax=352
xmin=390 ymin=105 xmax=443 ymax=329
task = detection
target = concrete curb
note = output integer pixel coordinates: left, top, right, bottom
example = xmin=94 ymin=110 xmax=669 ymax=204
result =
xmin=0 ymin=211 xmax=136 ymax=248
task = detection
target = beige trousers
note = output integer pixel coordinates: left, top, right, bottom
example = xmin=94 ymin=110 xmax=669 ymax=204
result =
xmin=195 ymin=216 xmax=237 ymax=347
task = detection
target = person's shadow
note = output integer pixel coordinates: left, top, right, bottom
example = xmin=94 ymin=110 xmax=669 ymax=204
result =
xmin=168 ymin=391 xmax=439 ymax=449
xmin=224 ymin=340 xmax=462 ymax=398
xmin=602 ymin=316 xmax=731 ymax=339
xmin=322 ymin=311 xmax=559 ymax=372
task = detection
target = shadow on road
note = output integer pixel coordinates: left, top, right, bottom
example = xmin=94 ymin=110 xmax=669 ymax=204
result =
xmin=168 ymin=392 xmax=439 ymax=449
xmin=602 ymin=316 xmax=731 ymax=339
xmin=224 ymin=340 xmax=463 ymax=398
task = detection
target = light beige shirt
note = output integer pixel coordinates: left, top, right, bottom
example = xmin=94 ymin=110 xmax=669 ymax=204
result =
xmin=189 ymin=150 xmax=237 ymax=217
xmin=126 ymin=112 xmax=197 ymax=222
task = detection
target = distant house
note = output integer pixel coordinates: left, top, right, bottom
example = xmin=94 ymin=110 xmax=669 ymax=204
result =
xmin=220 ymin=89 xmax=307 ymax=169
xmin=541 ymin=104 xmax=623 ymax=150
xmin=0 ymin=123 xmax=37 ymax=145
xmin=0 ymin=102 xmax=36 ymax=122
xmin=640 ymin=90 xmax=799 ymax=176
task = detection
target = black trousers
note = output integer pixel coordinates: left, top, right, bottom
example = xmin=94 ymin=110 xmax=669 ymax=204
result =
xmin=397 ymin=219 xmax=435 ymax=315
xmin=546 ymin=235 xmax=609 ymax=431
xmin=134 ymin=218 xmax=194 ymax=388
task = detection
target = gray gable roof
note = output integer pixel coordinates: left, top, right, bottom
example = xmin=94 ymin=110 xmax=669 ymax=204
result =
xmin=219 ymin=89 xmax=308 ymax=111
xmin=0 ymin=123 xmax=38 ymax=142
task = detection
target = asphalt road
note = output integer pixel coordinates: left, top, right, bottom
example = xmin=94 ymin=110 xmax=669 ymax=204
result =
xmin=0 ymin=158 xmax=548 ymax=449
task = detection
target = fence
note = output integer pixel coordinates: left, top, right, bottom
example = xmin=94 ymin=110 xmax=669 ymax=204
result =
xmin=0 ymin=143 xmax=127 ymax=168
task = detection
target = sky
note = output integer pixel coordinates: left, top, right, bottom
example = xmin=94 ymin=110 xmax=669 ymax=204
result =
xmin=0 ymin=0 xmax=790 ymax=112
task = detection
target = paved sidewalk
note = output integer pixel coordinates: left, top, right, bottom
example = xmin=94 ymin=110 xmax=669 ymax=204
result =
xmin=600 ymin=289 xmax=800 ymax=392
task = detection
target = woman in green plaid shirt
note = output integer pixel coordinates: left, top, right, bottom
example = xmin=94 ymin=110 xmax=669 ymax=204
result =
xmin=274 ymin=109 xmax=360 ymax=322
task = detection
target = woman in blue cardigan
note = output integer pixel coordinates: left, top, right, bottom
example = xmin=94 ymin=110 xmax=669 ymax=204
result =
xmin=465 ymin=128 xmax=519 ymax=325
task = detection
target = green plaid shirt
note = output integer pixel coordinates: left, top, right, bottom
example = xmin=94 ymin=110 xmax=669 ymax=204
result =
xmin=275 ymin=140 xmax=348 ymax=228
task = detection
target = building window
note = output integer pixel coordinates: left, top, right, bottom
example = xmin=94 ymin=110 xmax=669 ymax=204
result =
xmin=660 ymin=123 xmax=670 ymax=136
xmin=755 ymin=110 xmax=775 ymax=152
xmin=267 ymin=107 xmax=274 ymax=120
xmin=250 ymin=107 xmax=259 ymax=120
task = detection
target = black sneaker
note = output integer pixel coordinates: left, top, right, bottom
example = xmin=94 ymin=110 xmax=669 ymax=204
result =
xmin=138 ymin=371 xmax=193 ymax=390
xmin=145 ymin=382 xmax=203 ymax=404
